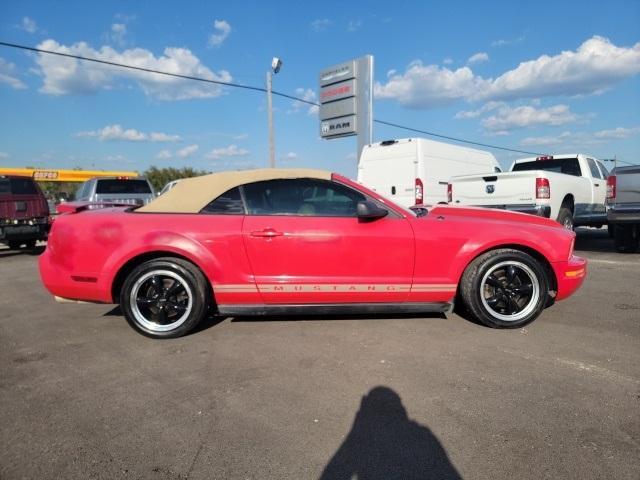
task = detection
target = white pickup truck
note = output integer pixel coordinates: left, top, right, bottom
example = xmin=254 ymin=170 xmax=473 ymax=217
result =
xmin=449 ymin=154 xmax=609 ymax=229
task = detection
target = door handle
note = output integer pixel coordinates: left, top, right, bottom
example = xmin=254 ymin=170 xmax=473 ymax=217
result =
xmin=250 ymin=228 xmax=283 ymax=238
xmin=594 ymin=183 xmax=600 ymax=187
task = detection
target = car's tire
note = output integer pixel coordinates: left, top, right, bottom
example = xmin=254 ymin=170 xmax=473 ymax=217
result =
xmin=613 ymin=224 xmax=639 ymax=253
xmin=607 ymin=223 xmax=614 ymax=238
xmin=24 ymin=240 xmax=37 ymax=250
xmin=459 ymin=249 xmax=549 ymax=329
xmin=7 ymin=241 xmax=22 ymax=250
xmin=120 ymin=257 xmax=209 ymax=338
xmin=557 ymin=207 xmax=574 ymax=230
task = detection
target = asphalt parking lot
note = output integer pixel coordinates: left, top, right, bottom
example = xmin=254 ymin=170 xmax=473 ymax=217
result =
xmin=1 ymin=228 xmax=638 ymax=480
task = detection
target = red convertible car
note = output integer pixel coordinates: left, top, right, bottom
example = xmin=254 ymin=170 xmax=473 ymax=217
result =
xmin=39 ymin=168 xmax=586 ymax=338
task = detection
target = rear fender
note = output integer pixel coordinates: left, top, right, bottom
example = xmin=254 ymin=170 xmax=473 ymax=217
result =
xmin=103 ymin=231 xmax=221 ymax=295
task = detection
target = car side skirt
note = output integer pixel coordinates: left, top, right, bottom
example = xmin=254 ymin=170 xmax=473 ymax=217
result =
xmin=217 ymin=302 xmax=453 ymax=316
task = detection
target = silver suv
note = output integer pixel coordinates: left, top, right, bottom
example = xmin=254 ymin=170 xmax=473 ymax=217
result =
xmin=75 ymin=177 xmax=155 ymax=206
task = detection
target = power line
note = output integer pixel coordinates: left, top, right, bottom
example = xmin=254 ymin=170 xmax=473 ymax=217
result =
xmin=0 ymin=40 xmax=595 ymax=157
xmin=372 ymin=120 xmax=542 ymax=155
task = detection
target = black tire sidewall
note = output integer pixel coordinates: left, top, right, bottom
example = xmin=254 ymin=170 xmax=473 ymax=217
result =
xmin=557 ymin=207 xmax=574 ymax=230
xmin=120 ymin=258 xmax=208 ymax=338
xmin=461 ymin=249 xmax=549 ymax=328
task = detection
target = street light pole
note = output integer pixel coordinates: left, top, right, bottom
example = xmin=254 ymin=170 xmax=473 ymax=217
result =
xmin=267 ymin=57 xmax=282 ymax=169
xmin=267 ymin=70 xmax=274 ymax=168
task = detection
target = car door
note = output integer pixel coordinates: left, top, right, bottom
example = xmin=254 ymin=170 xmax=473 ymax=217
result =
xmin=240 ymin=178 xmax=415 ymax=304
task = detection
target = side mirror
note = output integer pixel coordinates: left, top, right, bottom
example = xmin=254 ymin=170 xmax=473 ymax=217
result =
xmin=357 ymin=200 xmax=388 ymax=220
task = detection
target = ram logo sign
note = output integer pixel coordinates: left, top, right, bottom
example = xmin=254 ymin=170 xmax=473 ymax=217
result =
xmin=486 ymin=185 xmax=495 ymax=194
xmin=319 ymin=55 xmax=373 ymax=156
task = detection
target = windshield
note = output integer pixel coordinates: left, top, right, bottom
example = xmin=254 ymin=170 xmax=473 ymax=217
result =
xmin=0 ymin=178 xmax=39 ymax=195
xmin=96 ymin=179 xmax=152 ymax=194
xmin=512 ymin=158 xmax=581 ymax=176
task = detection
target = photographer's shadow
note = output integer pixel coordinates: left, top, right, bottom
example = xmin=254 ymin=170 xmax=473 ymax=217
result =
xmin=320 ymin=386 xmax=461 ymax=480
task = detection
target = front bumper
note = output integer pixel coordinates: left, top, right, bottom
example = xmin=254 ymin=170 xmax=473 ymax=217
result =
xmin=553 ymin=255 xmax=587 ymax=301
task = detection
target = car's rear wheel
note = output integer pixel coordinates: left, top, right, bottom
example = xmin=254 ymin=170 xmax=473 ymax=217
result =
xmin=460 ymin=249 xmax=549 ymax=328
xmin=120 ymin=258 xmax=209 ymax=338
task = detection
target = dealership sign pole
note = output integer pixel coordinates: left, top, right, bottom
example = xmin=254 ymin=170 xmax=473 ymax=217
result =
xmin=319 ymin=55 xmax=373 ymax=164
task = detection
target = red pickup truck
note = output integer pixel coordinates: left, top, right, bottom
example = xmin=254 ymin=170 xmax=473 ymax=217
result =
xmin=0 ymin=175 xmax=51 ymax=250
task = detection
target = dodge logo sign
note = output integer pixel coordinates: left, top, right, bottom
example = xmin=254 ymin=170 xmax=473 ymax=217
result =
xmin=486 ymin=185 xmax=495 ymax=194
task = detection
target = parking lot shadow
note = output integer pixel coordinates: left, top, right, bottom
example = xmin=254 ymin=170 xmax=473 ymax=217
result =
xmin=230 ymin=312 xmax=446 ymax=323
xmin=574 ymin=227 xmax=616 ymax=254
xmin=319 ymin=386 xmax=462 ymax=480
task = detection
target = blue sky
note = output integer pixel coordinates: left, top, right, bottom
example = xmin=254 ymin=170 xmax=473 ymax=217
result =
xmin=0 ymin=0 xmax=639 ymax=177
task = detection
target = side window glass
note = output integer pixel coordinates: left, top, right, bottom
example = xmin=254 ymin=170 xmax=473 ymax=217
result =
xmin=596 ymin=161 xmax=609 ymax=179
xmin=201 ymin=187 xmax=244 ymax=214
xmin=242 ymin=179 xmax=366 ymax=217
xmin=587 ymin=158 xmax=602 ymax=179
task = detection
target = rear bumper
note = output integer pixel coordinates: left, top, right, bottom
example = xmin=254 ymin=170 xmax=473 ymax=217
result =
xmin=38 ymin=248 xmax=112 ymax=303
xmin=479 ymin=204 xmax=551 ymax=218
xmin=553 ymin=255 xmax=587 ymax=301
xmin=607 ymin=208 xmax=640 ymax=224
xmin=0 ymin=223 xmax=49 ymax=243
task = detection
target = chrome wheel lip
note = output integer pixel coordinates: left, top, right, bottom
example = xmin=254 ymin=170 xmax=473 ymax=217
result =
xmin=480 ymin=260 xmax=540 ymax=322
xmin=130 ymin=269 xmax=193 ymax=332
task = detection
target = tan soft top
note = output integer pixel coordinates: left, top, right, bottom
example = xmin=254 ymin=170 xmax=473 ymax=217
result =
xmin=138 ymin=168 xmax=332 ymax=213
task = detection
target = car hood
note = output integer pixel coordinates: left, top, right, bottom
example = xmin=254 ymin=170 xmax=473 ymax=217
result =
xmin=426 ymin=205 xmax=561 ymax=229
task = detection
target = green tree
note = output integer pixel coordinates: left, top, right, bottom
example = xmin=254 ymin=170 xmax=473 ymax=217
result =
xmin=143 ymin=166 xmax=209 ymax=192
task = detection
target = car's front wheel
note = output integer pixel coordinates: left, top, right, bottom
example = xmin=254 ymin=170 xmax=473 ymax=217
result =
xmin=120 ymin=257 xmax=209 ymax=338
xmin=459 ymin=249 xmax=549 ymax=328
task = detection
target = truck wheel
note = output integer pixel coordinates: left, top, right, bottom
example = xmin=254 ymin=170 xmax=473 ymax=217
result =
xmin=7 ymin=241 xmax=22 ymax=250
xmin=557 ymin=207 xmax=574 ymax=230
xmin=613 ymin=225 xmax=639 ymax=253
xmin=120 ymin=257 xmax=209 ymax=338
xmin=460 ymin=249 xmax=549 ymax=328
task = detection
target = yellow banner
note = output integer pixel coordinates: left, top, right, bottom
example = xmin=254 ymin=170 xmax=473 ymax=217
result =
xmin=0 ymin=168 xmax=139 ymax=182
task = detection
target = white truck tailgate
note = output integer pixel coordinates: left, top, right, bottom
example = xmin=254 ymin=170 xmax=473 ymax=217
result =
xmin=451 ymin=171 xmax=537 ymax=206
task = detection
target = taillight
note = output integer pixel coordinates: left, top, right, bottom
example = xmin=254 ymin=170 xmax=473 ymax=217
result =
xmin=536 ymin=177 xmax=550 ymax=199
xmin=447 ymin=183 xmax=452 ymax=203
xmin=415 ymin=178 xmax=424 ymax=205
xmin=606 ymin=175 xmax=616 ymax=200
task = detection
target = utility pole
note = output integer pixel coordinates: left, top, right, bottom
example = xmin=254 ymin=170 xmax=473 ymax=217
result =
xmin=267 ymin=70 xmax=274 ymax=168
xmin=267 ymin=57 xmax=282 ymax=169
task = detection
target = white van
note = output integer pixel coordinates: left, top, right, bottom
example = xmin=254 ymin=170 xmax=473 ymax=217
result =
xmin=357 ymin=138 xmax=501 ymax=207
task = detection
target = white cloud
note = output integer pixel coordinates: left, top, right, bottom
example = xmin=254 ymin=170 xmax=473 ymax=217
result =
xmin=520 ymin=126 xmax=640 ymax=147
xmin=108 ymin=23 xmax=127 ymax=46
xmin=482 ymin=36 xmax=640 ymax=101
xmin=76 ymin=124 xmax=181 ymax=142
xmin=520 ymin=132 xmax=574 ymax=147
xmin=0 ymin=58 xmax=27 ymax=89
xmin=345 ymin=152 xmax=357 ymax=161
xmin=208 ymin=19 xmax=231 ymax=47
xmin=593 ymin=126 xmax=640 ymax=139
xmin=281 ymin=152 xmax=298 ymax=161
xmin=481 ymin=104 xmax=580 ymax=132
xmin=347 ymin=20 xmax=363 ymax=32
xmin=442 ymin=57 xmax=453 ymax=65
xmin=375 ymin=61 xmax=489 ymax=108
xmin=149 ymin=132 xmax=180 ymax=142
xmin=35 ymin=39 xmax=232 ymax=100
xmin=0 ymin=152 xmax=8 ymax=159
xmin=491 ymin=35 xmax=525 ymax=47
xmin=291 ymin=87 xmax=319 ymax=115
xmin=155 ymin=149 xmax=172 ymax=159
xmin=21 ymin=17 xmax=38 ymax=34
xmin=468 ymin=52 xmax=489 ymax=64
xmin=311 ymin=19 xmax=331 ymax=32
xmin=206 ymin=144 xmax=249 ymax=160
xmin=233 ymin=133 xmax=248 ymax=140
xmin=375 ymin=36 xmax=640 ymax=108
xmin=455 ymin=101 xmax=504 ymax=119
xmin=176 ymin=144 xmax=199 ymax=158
